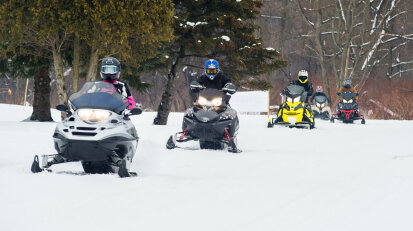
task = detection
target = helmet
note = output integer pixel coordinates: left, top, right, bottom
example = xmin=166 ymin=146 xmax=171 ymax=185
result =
xmin=298 ymin=70 xmax=308 ymax=84
xmin=316 ymin=85 xmax=323 ymax=93
xmin=204 ymin=59 xmax=219 ymax=80
xmin=343 ymin=78 xmax=352 ymax=87
xmin=100 ymin=57 xmax=121 ymax=82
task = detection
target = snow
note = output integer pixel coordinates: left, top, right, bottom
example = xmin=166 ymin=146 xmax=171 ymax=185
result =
xmin=266 ymin=47 xmax=275 ymax=51
xmin=63 ymin=68 xmax=72 ymax=77
xmin=1 ymin=103 xmax=413 ymax=231
xmin=221 ymin=35 xmax=230 ymax=42
xmin=221 ymin=35 xmax=231 ymax=42
xmin=230 ymin=91 xmax=268 ymax=113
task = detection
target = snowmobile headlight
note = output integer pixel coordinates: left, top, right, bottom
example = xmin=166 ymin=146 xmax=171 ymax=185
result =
xmin=316 ymin=103 xmax=321 ymax=107
xmin=77 ymin=109 xmax=111 ymax=123
xmin=321 ymin=103 xmax=325 ymax=108
xmin=212 ymin=97 xmax=223 ymax=107
xmin=347 ymin=99 xmax=353 ymax=103
xmin=293 ymin=96 xmax=301 ymax=103
xmin=197 ymin=96 xmax=208 ymax=106
xmin=287 ymin=97 xmax=293 ymax=103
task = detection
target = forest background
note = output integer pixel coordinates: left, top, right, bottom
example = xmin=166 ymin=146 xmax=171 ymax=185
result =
xmin=1 ymin=0 xmax=412 ymax=120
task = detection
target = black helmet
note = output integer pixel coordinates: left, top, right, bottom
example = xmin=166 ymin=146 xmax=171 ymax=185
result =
xmin=343 ymin=78 xmax=352 ymax=88
xmin=100 ymin=57 xmax=121 ymax=82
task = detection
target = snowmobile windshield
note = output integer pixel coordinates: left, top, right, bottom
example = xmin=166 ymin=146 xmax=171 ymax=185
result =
xmin=314 ymin=95 xmax=327 ymax=104
xmin=338 ymin=90 xmax=358 ymax=101
xmin=284 ymin=84 xmax=306 ymax=98
xmin=196 ymin=88 xmax=227 ymax=111
xmin=69 ymin=81 xmax=126 ymax=114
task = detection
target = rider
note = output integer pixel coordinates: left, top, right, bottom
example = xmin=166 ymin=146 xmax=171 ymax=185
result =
xmin=311 ymin=85 xmax=330 ymax=104
xmin=186 ymin=59 xmax=240 ymax=153
xmin=190 ymin=59 xmax=237 ymax=98
xmin=36 ymin=57 xmax=137 ymax=173
xmin=338 ymin=78 xmax=358 ymax=101
xmin=100 ymin=57 xmax=136 ymax=109
xmin=285 ymin=70 xmax=314 ymax=103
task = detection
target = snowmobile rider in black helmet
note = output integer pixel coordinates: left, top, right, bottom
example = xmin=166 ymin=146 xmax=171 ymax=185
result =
xmin=285 ymin=70 xmax=314 ymax=103
xmin=190 ymin=59 xmax=237 ymax=102
xmin=37 ymin=57 xmax=138 ymax=172
xmin=100 ymin=57 xmax=136 ymax=109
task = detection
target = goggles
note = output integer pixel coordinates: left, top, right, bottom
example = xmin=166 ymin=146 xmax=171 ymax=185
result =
xmin=206 ymin=68 xmax=218 ymax=74
xmin=101 ymin=65 xmax=119 ymax=74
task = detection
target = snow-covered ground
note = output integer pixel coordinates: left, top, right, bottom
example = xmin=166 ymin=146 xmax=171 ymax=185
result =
xmin=1 ymin=103 xmax=413 ymax=231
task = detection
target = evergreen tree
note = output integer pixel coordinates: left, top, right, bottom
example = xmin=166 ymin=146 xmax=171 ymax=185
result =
xmin=154 ymin=0 xmax=287 ymax=125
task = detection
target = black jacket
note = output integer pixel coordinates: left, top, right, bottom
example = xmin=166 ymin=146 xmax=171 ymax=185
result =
xmin=192 ymin=73 xmax=232 ymax=92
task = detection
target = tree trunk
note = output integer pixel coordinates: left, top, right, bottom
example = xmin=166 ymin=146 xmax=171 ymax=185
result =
xmin=72 ymin=33 xmax=80 ymax=93
xmin=86 ymin=44 xmax=99 ymax=82
xmin=153 ymin=47 xmax=184 ymax=125
xmin=30 ymin=66 xmax=53 ymax=121
xmin=315 ymin=2 xmax=331 ymax=99
xmin=52 ymin=43 xmax=68 ymax=119
xmin=15 ymin=78 xmax=20 ymax=104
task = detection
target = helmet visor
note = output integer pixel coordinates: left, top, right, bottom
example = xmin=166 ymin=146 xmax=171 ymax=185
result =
xmin=206 ymin=69 xmax=218 ymax=74
xmin=101 ymin=65 xmax=119 ymax=74
xmin=299 ymin=76 xmax=308 ymax=82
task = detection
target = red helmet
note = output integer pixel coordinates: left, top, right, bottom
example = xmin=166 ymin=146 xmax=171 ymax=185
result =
xmin=316 ymin=85 xmax=323 ymax=93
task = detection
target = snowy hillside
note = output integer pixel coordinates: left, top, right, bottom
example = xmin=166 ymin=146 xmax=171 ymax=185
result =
xmin=1 ymin=103 xmax=413 ymax=231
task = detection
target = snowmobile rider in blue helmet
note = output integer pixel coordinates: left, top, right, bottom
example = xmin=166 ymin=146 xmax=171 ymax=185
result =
xmin=285 ymin=70 xmax=314 ymax=103
xmin=190 ymin=59 xmax=237 ymax=101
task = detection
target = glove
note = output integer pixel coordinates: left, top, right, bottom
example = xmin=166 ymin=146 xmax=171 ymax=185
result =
xmin=190 ymin=81 xmax=204 ymax=92
xmin=222 ymin=83 xmax=236 ymax=94
xmin=127 ymin=97 xmax=136 ymax=109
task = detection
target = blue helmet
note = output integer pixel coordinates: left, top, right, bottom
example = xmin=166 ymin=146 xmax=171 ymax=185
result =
xmin=204 ymin=59 xmax=219 ymax=80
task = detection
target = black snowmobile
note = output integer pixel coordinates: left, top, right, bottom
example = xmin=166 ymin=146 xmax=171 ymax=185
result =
xmin=31 ymin=81 xmax=142 ymax=177
xmin=166 ymin=87 xmax=241 ymax=153
xmin=311 ymin=94 xmax=331 ymax=120
xmin=331 ymin=90 xmax=365 ymax=124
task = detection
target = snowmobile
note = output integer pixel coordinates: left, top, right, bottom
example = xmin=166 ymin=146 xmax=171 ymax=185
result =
xmin=330 ymin=90 xmax=365 ymax=124
xmin=311 ymin=94 xmax=331 ymax=120
xmin=166 ymin=87 xmax=241 ymax=153
xmin=31 ymin=81 xmax=142 ymax=177
xmin=268 ymin=84 xmax=315 ymax=129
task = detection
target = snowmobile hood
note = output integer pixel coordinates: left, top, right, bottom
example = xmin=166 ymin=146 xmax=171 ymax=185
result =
xmin=194 ymin=110 xmax=220 ymax=123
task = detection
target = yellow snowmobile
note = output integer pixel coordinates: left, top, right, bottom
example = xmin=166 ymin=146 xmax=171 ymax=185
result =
xmin=268 ymin=85 xmax=315 ymax=129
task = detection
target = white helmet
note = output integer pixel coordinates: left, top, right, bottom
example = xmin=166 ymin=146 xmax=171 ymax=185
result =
xmin=298 ymin=70 xmax=309 ymax=83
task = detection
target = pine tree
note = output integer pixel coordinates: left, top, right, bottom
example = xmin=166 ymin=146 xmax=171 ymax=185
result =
xmin=154 ymin=0 xmax=287 ymax=125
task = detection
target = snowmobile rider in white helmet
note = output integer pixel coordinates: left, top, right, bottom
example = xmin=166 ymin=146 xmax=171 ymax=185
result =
xmin=285 ymin=70 xmax=314 ymax=103
xmin=100 ymin=57 xmax=136 ymax=109
xmin=190 ymin=59 xmax=237 ymax=102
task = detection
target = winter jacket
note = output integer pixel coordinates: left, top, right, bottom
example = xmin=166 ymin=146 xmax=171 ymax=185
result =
xmin=192 ymin=72 xmax=234 ymax=92
xmin=338 ymin=86 xmax=358 ymax=100
xmin=103 ymin=79 xmax=135 ymax=109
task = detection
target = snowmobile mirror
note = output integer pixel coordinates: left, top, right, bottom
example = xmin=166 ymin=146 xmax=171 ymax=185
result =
xmin=355 ymin=93 xmax=359 ymax=96
xmin=56 ymin=104 xmax=69 ymax=112
xmin=56 ymin=104 xmax=72 ymax=116
xmin=129 ymin=108 xmax=142 ymax=115
xmin=336 ymin=92 xmax=341 ymax=96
